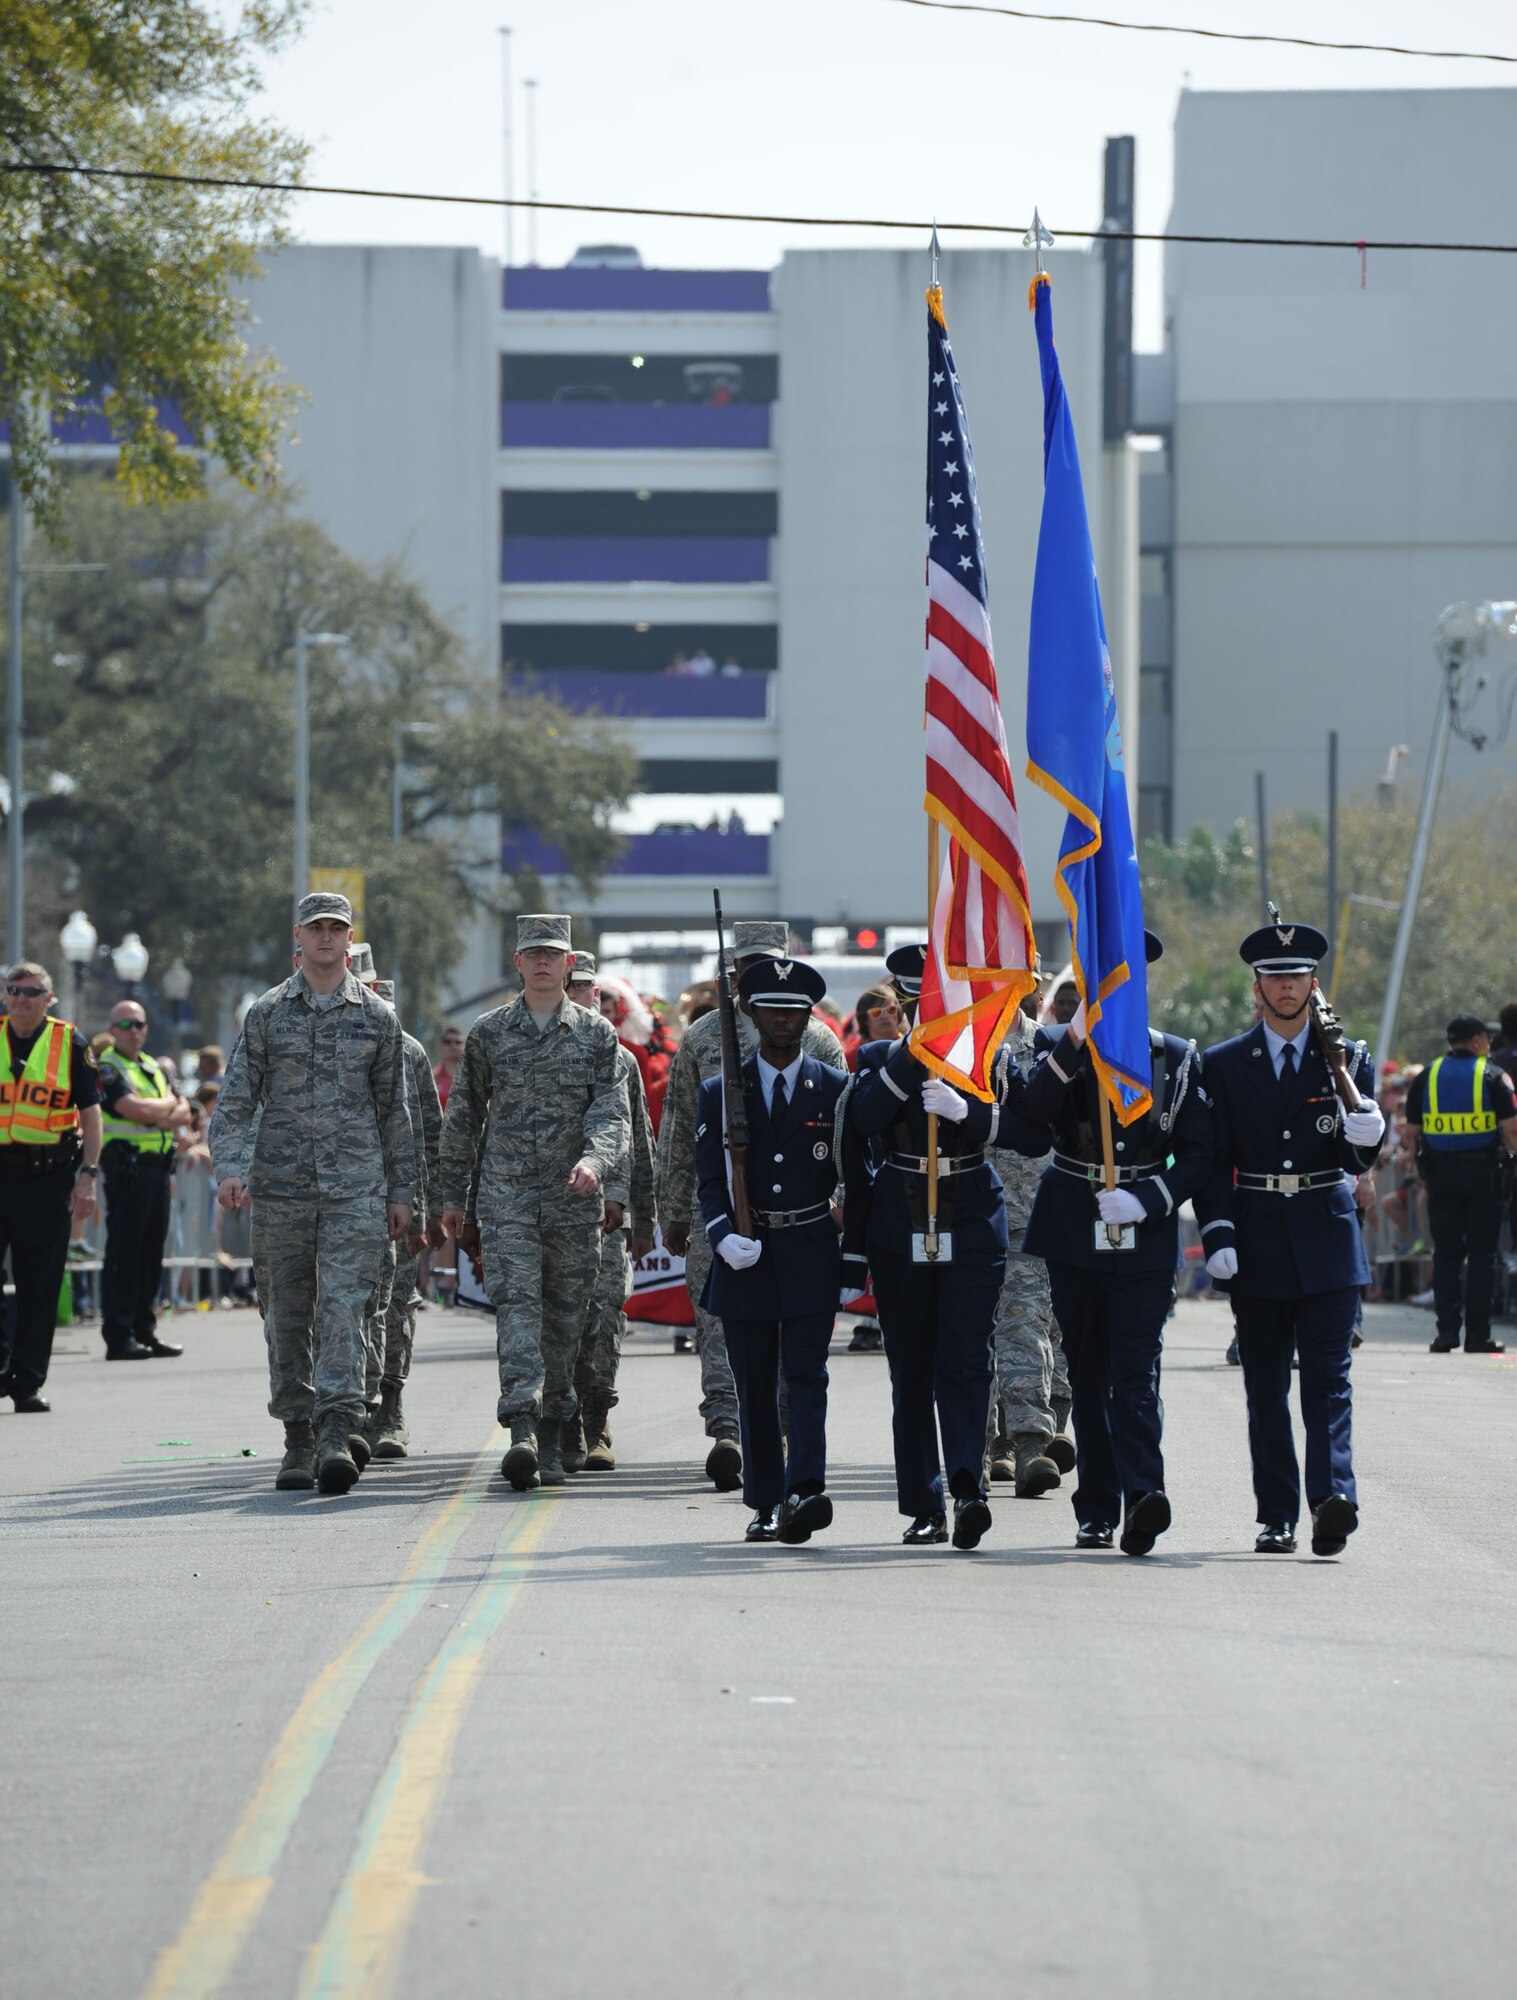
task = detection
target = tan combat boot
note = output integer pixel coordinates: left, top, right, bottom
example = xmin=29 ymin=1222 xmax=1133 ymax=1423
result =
xmin=583 ymin=1398 xmax=616 ymax=1471
xmin=1013 ymin=1434 xmax=1062 ymax=1498
xmin=501 ymin=1418 xmax=539 ymax=1490
xmin=275 ymin=1420 xmax=316 ymax=1491
xmin=316 ymin=1413 xmax=360 ymax=1495
xmin=536 ymin=1418 xmax=566 ymax=1487
xmin=372 ymin=1382 xmax=409 ymax=1460
xmin=559 ymin=1410 xmax=587 ymax=1474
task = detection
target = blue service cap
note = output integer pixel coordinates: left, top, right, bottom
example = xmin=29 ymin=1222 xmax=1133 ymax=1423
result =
xmin=737 ymin=956 xmax=826 ymax=1011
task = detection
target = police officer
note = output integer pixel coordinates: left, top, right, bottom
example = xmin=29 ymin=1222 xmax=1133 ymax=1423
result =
xmin=96 ymin=997 xmax=193 ymax=1361
xmin=0 ymin=961 xmax=104 ymax=1411
xmin=1404 ymin=1013 xmax=1517 ymax=1355
xmin=1010 ymin=934 xmax=1215 ymax=1557
xmin=1196 ymin=920 xmax=1385 ymax=1557
xmin=694 ymin=956 xmax=850 ymax=1544
xmin=846 ymin=943 xmax=1016 ymax=1552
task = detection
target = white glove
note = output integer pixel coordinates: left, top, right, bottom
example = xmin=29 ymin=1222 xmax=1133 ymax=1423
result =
xmin=1342 ymin=1102 xmax=1386 ymax=1147
xmin=1096 ymin=1187 xmax=1146 ymax=1226
xmin=1206 ymin=1247 xmax=1239 ymax=1281
xmin=921 ymin=1076 xmax=969 ymax=1123
xmin=716 ymin=1233 xmax=763 ymax=1271
xmin=839 ymin=1286 xmax=868 ymax=1308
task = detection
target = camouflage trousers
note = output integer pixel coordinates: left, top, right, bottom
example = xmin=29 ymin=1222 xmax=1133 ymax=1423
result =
xmin=483 ymin=1214 xmax=602 ymax=1426
xmin=253 ymin=1193 xmax=387 ymax=1428
xmin=576 ymin=1226 xmax=630 ymax=1409
xmin=989 ymin=1252 xmax=1070 ymax=1445
xmin=681 ymin=1227 xmax=739 ymax=1436
xmin=364 ymin=1239 xmax=422 ymax=1398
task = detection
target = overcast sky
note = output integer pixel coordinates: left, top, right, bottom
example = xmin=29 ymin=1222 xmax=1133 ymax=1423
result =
xmin=248 ymin=0 xmax=1516 ymax=346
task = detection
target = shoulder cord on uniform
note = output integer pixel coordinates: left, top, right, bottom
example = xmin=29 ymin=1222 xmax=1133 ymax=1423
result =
xmin=831 ymin=1072 xmax=856 ymax=1199
xmin=1160 ymin=1040 xmax=1198 ymax=1134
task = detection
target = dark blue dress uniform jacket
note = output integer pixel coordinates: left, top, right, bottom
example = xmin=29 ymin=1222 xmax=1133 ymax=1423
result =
xmin=1194 ymin=1022 xmax=1382 ymax=1300
xmin=847 ymin=1038 xmax=1014 ymax=1268
xmin=695 ymin=1053 xmax=849 ymax=1320
xmin=1008 ymin=1031 xmax=1215 ymax=1275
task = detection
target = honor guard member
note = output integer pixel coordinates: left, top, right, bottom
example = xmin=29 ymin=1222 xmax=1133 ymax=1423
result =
xmin=566 ymin=951 xmax=658 ymax=1472
xmin=846 ymin=943 xmax=1017 ymax=1551
xmin=1403 ymin=1013 xmax=1517 ymax=1354
xmin=657 ymin=919 xmax=841 ymax=1492
xmin=438 ymin=915 xmax=629 ymax=1491
xmin=96 ymin=998 xmax=194 ymax=1360
xmin=1004 ymin=934 xmax=1215 ymax=1555
xmin=694 ymin=956 xmax=850 ymax=1544
xmin=0 ymin=962 xmax=104 ymax=1411
xmin=1196 ymin=920 xmax=1385 ymax=1557
xmin=209 ymin=894 xmax=416 ymax=1495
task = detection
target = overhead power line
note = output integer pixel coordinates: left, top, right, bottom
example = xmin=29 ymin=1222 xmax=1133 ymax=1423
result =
xmin=5 ymin=159 xmax=1517 ymax=258
xmin=885 ymin=0 xmax=1517 ymax=65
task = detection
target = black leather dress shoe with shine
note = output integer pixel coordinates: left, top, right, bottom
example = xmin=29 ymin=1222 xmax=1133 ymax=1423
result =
xmin=1119 ymin=1490 xmax=1172 ymax=1557
xmin=902 ymin=1511 xmax=948 ymax=1545
xmin=777 ymin=1490 xmax=833 ymax=1545
xmin=142 ymin=1335 xmax=184 ymax=1357
xmin=1310 ymin=1494 xmax=1358 ymax=1557
xmin=12 ymin=1391 xmax=51 ymax=1413
xmin=1254 ymin=1523 xmax=1296 ymax=1554
xmin=745 ymin=1507 xmax=780 ymax=1543
xmin=1075 ymin=1521 xmax=1114 ymax=1549
xmin=105 ymin=1341 xmax=155 ymax=1361
xmin=951 ymin=1496 xmax=992 ymax=1549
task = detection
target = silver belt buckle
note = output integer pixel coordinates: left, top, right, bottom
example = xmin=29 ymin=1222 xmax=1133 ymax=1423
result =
xmin=912 ymin=1230 xmax=954 ymax=1263
xmin=1277 ymin=1174 xmax=1300 ymax=1196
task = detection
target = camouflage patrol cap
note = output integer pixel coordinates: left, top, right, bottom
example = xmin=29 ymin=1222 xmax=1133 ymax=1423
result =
xmin=516 ymin=913 xmax=572 ymax=951
xmin=731 ymin=920 xmax=789 ymax=959
xmin=347 ymin=941 xmax=376 ymax=981
xmin=567 ymin=949 xmax=597 ymax=980
xmin=372 ymin=979 xmax=396 ymax=1005
xmin=296 ymin=891 xmax=354 ymax=927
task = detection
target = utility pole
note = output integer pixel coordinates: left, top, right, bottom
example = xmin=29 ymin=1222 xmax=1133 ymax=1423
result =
xmin=7 ymin=491 xmax=23 ymax=962
xmin=1254 ymin=770 xmax=1269 ymax=925
xmin=524 ymin=78 xmax=538 ymax=265
xmin=499 ymin=26 xmax=514 ymax=267
xmin=1325 ymin=728 xmax=1339 ymax=942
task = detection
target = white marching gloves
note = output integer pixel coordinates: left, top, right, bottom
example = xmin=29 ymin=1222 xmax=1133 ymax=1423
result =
xmin=839 ymin=1286 xmax=869 ymax=1308
xmin=716 ymin=1233 xmax=763 ymax=1271
xmin=1206 ymin=1247 xmax=1239 ymax=1281
xmin=1342 ymin=1102 xmax=1386 ymax=1147
xmin=1096 ymin=1188 xmax=1146 ymax=1227
xmin=921 ymin=1076 xmax=969 ymax=1123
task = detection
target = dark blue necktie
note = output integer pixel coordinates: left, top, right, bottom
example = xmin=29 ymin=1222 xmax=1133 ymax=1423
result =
xmin=1280 ymin=1042 xmax=1297 ymax=1099
xmin=771 ymin=1072 xmax=788 ymax=1123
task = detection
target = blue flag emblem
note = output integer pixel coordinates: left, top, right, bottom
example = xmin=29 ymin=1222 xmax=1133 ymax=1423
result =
xmin=1024 ymin=275 xmax=1151 ymax=1123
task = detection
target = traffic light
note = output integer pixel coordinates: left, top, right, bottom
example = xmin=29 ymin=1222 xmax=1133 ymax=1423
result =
xmin=847 ymin=924 xmax=883 ymax=953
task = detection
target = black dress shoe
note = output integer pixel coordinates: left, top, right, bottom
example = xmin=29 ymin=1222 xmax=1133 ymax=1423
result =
xmin=1075 ymin=1521 xmax=1114 ymax=1549
xmin=777 ymin=1490 xmax=833 ymax=1544
xmin=105 ymin=1340 xmax=155 ymax=1361
xmin=141 ymin=1334 xmax=184 ymax=1357
xmin=1226 ymin=1335 xmax=1241 ymax=1366
xmin=1310 ymin=1494 xmax=1358 ymax=1557
xmin=745 ymin=1506 xmax=780 ymax=1543
xmin=1429 ymin=1332 xmax=1460 ymax=1353
xmin=902 ymin=1511 xmax=948 ymax=1545
xmin=951 ymin=1495 xmax=992 ymax=1550
xmin=11 ymin=1391 xmax=50 ymax=1413
xmin=1119 ymin=1489 xmax=1172 ymax=1557
xmin=1254 ymin=1523 xmax=1297 ymax=1554
xmin=1465 ymin=1337 xmax=1507 ymax=1354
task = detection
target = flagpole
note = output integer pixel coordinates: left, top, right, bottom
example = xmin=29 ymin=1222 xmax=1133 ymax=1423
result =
xmin=1098 ymin=1087 xmax=1124 ymax=1248
xmin=925 ymin=813 xmax=940 ymax=1259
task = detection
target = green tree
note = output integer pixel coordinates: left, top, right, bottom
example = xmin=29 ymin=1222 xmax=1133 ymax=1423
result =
xmin=1 ymin=1 xmax=309 ymax=518
xmin=1142 ymin=791 xmax=1517 ymax=1062
xmin=12 ymin=480 xmax=636 ymax=1027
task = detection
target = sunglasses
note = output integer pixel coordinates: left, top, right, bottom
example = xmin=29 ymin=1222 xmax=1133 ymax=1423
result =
xmin=6 ymin=984 xmax=48 ymax=999
xmin=112 ymin=1018 xmax=148 ymax=1031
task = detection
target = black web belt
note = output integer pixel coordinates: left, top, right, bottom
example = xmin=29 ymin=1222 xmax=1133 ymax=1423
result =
xmin=886 ymin=1149 xmax=985 ymax=1178
xmin=1052 ymin=1152 xmax=1167 ymax=1185
xmin=751 ymin=1201 xmax=833 ymax=1229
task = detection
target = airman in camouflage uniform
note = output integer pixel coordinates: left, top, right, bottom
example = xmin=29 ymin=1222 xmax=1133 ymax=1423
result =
xmin=362 ymin=973 xmax=443 ymax=1460
xmin=565 ymin=953 xmax=657 ymax=1472
xmin=655 ymin=919 xmax=841 ymax=1490
xmin=209 ymin=893 xmax=415 ymax=1496
xmin=989 ymin=1010 xmax=1074 ymax=1495
xmin=438 ymin=914 xmax=629 ymax=1491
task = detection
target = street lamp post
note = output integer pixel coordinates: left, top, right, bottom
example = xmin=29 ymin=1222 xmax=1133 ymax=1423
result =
xmin=293 ymin=629 xmax=349 ymax=925
xmin=112 ymin=930 xmax=149 ymax=998
xmin=161 ymin=956 xmax=192 ymax=1066
xmin=58 ymin=908 xmax=97 ymax=1028
xmin=391 ymin=720 xmax=442 ymax=988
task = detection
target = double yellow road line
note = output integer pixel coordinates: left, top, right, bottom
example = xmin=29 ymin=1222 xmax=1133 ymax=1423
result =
xmin=144 ymin=1433 xmax=552 ymax=2000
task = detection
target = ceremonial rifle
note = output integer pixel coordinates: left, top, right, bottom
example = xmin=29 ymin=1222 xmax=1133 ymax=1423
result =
xmin=1267 ymin=902 xmax=1365 ymax=1114
xmin=712 ymin=890 xmax=753 ymax=1235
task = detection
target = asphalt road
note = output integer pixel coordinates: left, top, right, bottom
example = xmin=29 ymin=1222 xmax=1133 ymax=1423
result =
xmin=3 ymin=1293 xmax=1515 ymax=2000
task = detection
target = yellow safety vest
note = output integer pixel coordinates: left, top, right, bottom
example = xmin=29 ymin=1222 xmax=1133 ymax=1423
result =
xmin=100 ymin=1046 xmax=175 ymax=1155
xmin=0 ymin=1017 xmax=83 ymax=1145
xmin=1423 ymin=1055 xmax=1498 ymax=1144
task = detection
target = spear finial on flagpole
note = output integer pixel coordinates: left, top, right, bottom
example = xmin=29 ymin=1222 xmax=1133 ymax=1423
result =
xmin=930 ymin=220 xmax=941 ymax=288
xmin=1023 ymin=207 xmax=1054 ymax=274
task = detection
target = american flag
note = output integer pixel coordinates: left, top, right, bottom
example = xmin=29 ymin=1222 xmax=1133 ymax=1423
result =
xmin=909 ymin=281 xmax=1038 ymax=1101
